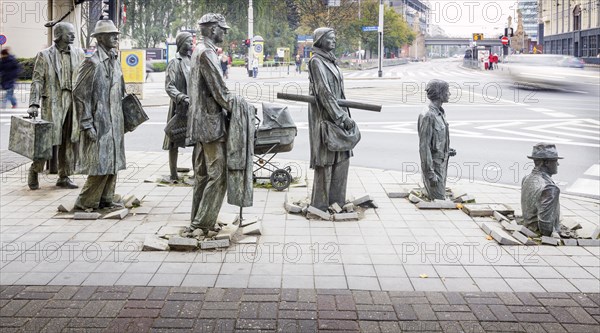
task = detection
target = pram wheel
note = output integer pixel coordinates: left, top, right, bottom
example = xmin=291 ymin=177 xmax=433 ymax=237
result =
xmin=270 ymin=169 xmax=291 ymax=191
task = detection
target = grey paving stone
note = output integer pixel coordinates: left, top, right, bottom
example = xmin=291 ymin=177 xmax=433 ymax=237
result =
xmin=563 ymin=238 xmax=579 ymax=246
xmin=412 ymin=303 xmax=437 ymax=320
xmin=168 ymin=237 xmax=198 ymax=251
xmin=542 ymin=236 xmax=560 ymax=246
xmin=319 ymin=310 xmax=358 ymax=320
xmin=73 ymin=212 xmax=101 ymax=220
xmin=512 ymin=231 xmax=536 ymax=245
xmin=200 ymin=238 xmax=230 ymax=249
xmin=577 ymin=239 xmax=600 ymax=247
xmin=103 ymin=208 xmax=129 ymax=220
xmin=307 ymin=206 xmax=331 ymax=220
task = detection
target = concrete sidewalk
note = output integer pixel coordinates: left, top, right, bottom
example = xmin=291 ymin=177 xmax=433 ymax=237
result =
xmin=1 ymin=150 xmax=599 ymax=331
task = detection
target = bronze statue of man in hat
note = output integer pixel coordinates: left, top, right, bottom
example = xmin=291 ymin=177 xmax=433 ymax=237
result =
xmin=27 ymin=22 xmax=85 ymax=190
xmin=186 ymin=13 xmax=256 ymax=235
xmin=72 ymin=19 xmax=127 ymax=210
xmin=520 ymin=143 xmax=563 ymax=237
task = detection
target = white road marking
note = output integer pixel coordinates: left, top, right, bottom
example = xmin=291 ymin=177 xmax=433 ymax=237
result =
xmin=566 ymin=178 xmax=600 ymax=197
xmin=584 ymin=164 xmax=600 ymax=177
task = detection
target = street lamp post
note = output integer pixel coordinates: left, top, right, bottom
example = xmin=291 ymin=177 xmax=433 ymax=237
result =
xmin=378 ymin=0 xmax=383 ymax=77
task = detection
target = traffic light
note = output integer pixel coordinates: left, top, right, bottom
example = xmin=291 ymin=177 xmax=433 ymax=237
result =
xmin=102 ymin=0 xmax=117 ymax=22
xmin=244 ymin=39 xmax=251 ymax=47
xmin=473 ymin=33 xmax=483 ymax=41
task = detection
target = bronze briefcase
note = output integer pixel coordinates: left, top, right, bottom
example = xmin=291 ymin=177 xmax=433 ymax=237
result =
xmin=8 ymin=116 xmax=54 ymax=160
xmin=122 ymin=94 xmax=149 ymax=132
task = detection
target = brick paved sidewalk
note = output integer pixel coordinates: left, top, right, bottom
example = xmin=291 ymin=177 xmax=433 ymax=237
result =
xmin=1 ymin=285 xmax=599 ymax=332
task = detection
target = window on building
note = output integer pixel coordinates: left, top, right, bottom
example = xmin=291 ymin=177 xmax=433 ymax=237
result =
xmin=573 ymin=5 xmax=581 ymax=31
xmin=582 ymin=36 xmax=588 ymax=57
xmin=590 ymin=36 xmax=598 ymax=58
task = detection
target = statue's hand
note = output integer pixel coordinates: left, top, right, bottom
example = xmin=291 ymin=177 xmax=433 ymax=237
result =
xmin=428 ymin=173 xmax=439 ymax=184
xmin=449 ymin=148 xmax=457 ymax=157
xmin=27 ymin=106 xmax=39 ymax=118
xmin=85 ymin=128 xmax=98 ymax=142
xmin=343 ymin=118 xmax=355 ymax=131
xmin=182 ymin=96 xmax=190 ymax=105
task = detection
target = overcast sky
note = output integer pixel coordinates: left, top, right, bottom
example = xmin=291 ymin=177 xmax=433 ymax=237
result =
xmin=429 ymin=0 xmax=519 ymax=38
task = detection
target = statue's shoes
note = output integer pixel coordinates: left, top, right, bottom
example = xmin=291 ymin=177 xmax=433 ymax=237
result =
xmin=56 ymin=177 xmax=78 ymax=189
xmin=28 ymin=169 xmax=39 ymax=190
xmin=99 ymin=201 xmax=124 ymax=209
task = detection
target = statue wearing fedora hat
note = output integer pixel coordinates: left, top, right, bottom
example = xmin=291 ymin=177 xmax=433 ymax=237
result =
xmin=26 ymin=22 xmax=85 ymax=190
xmin=186 ymin=13 xmax=256 ymax=235
xmin=520 ymin=143 xmax=563 ymax=237
xmin=72 ymin=19 xmax=127 ymax=210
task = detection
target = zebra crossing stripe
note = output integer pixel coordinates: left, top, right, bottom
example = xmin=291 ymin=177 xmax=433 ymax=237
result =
xmin=566 ymin=178 xmax=600 ymax=197
xmin=584 ymin=164 xmax=600 ymax=177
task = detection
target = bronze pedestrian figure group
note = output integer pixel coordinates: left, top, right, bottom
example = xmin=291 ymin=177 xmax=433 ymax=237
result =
xmin=16 ymin=16 xmax=568 ymax=242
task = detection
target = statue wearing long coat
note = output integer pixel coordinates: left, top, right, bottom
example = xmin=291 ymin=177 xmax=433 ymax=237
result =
xmin=163 ymin=52 xmax=190 ymax=149
xmin=307 ymin=48 xmax=353 ymax=211
xmin=418 ymin=103 xmax=450 ymax=200
xmin=74 ymin=46 xmax=126 ymax=176
xmin=29 ymin=44 xmax=85 ymax=145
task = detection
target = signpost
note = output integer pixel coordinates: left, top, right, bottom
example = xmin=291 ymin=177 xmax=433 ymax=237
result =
xmin=0 ymin=34 xmax=7 ymax=53
xmin=121 ymin=49 xmax=146 ymax=98
xmin=501 ymin=36 xmax=509 ymax=45
xmin=362 ymin=26 xmax=378 ymax=32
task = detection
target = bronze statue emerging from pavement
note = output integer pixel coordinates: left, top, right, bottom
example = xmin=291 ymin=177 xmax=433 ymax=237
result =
xmin=520 ymin=143 xmax=563 ymax=237
xmin=307 ymin=27 xmax=359 ymax=211
xmin=186 ymin=14 xmax=255 ymax=235
xmin=164 ymin=31 xmax=192 ymax=182
xmin=27 ymin=22 xmax=85 ymax=190
xmin=73 ymin=19 xmax=127 ymax=210
xmin=418 ymin=79 xmax=456 ymax=200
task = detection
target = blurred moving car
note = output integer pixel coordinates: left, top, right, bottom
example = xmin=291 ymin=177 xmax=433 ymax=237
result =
xmin=500 ymin=54 xmax=591 ymax=89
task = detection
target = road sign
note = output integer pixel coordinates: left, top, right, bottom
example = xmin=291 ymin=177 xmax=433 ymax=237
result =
xmin=362 ymin=26 xmax=378 ymax=32
xmin=121 ymin=50 xmax=145 ymax=83
xmin=0 ymin=35 xmax=7 ymax=45
xmin=501 ymin=36 xmax=509 ymax=45
xmin=472 ymin=33 xmax=483 ymax=41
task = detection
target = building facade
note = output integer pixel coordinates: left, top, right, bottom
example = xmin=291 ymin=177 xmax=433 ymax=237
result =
xmin=387 ymin=0 xmax=430 ymax=35
xmin=540 ymin=0 xmax=600 ymax=63
xmin=519 ymin=0 xmax=539 ymax=42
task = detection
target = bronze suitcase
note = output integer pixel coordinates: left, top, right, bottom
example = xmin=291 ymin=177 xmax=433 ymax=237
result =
xmin=8 ymin=116 xmax=54 ymax=160
xmin=122 ymin=94 xmax=149 ymax=132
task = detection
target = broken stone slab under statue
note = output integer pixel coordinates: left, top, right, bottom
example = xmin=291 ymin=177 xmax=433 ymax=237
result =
xmin=283 ymin=193 xmax=372 ymax=221
xmin=462 ymin=203 xmax=514 ymax=217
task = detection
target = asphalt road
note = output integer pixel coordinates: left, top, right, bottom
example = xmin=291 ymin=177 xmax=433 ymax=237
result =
xmin=2 ymin=58 xmax=598 ymax=198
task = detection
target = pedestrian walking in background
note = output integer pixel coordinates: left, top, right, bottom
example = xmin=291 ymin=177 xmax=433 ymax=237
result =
xmin=0 ymin=48 xmax=22 ymax=109
xmin=295 ymin=54 xmax=302 ymax=74
xmin=488 ymin=53 xmax=494 ymax=70
xmin=252 ymin=57 xmax=259 ymax=78
xmin=219 ymin=50 xmax=229 ymax=79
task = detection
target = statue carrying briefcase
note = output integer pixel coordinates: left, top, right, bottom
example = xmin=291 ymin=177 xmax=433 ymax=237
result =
xmin=122 ymin=93 xmax=149 ymax=132
xmin=8 ymin=115 xmax=54 ymax=160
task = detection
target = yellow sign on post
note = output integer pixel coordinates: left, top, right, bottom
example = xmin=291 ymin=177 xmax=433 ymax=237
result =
xmin=473 ymin=33 xmax=484 ymax=41
xmin=121 ymin=50 xmax=145 ymax=83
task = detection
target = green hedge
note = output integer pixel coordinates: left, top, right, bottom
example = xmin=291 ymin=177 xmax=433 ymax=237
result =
xmin=151 ymin=62 xmax=167 ymax=72
xmin=17 ymin=58 xmax=35 ymax=80
xmin=232 ymin=59 xmax=245 ymax=67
